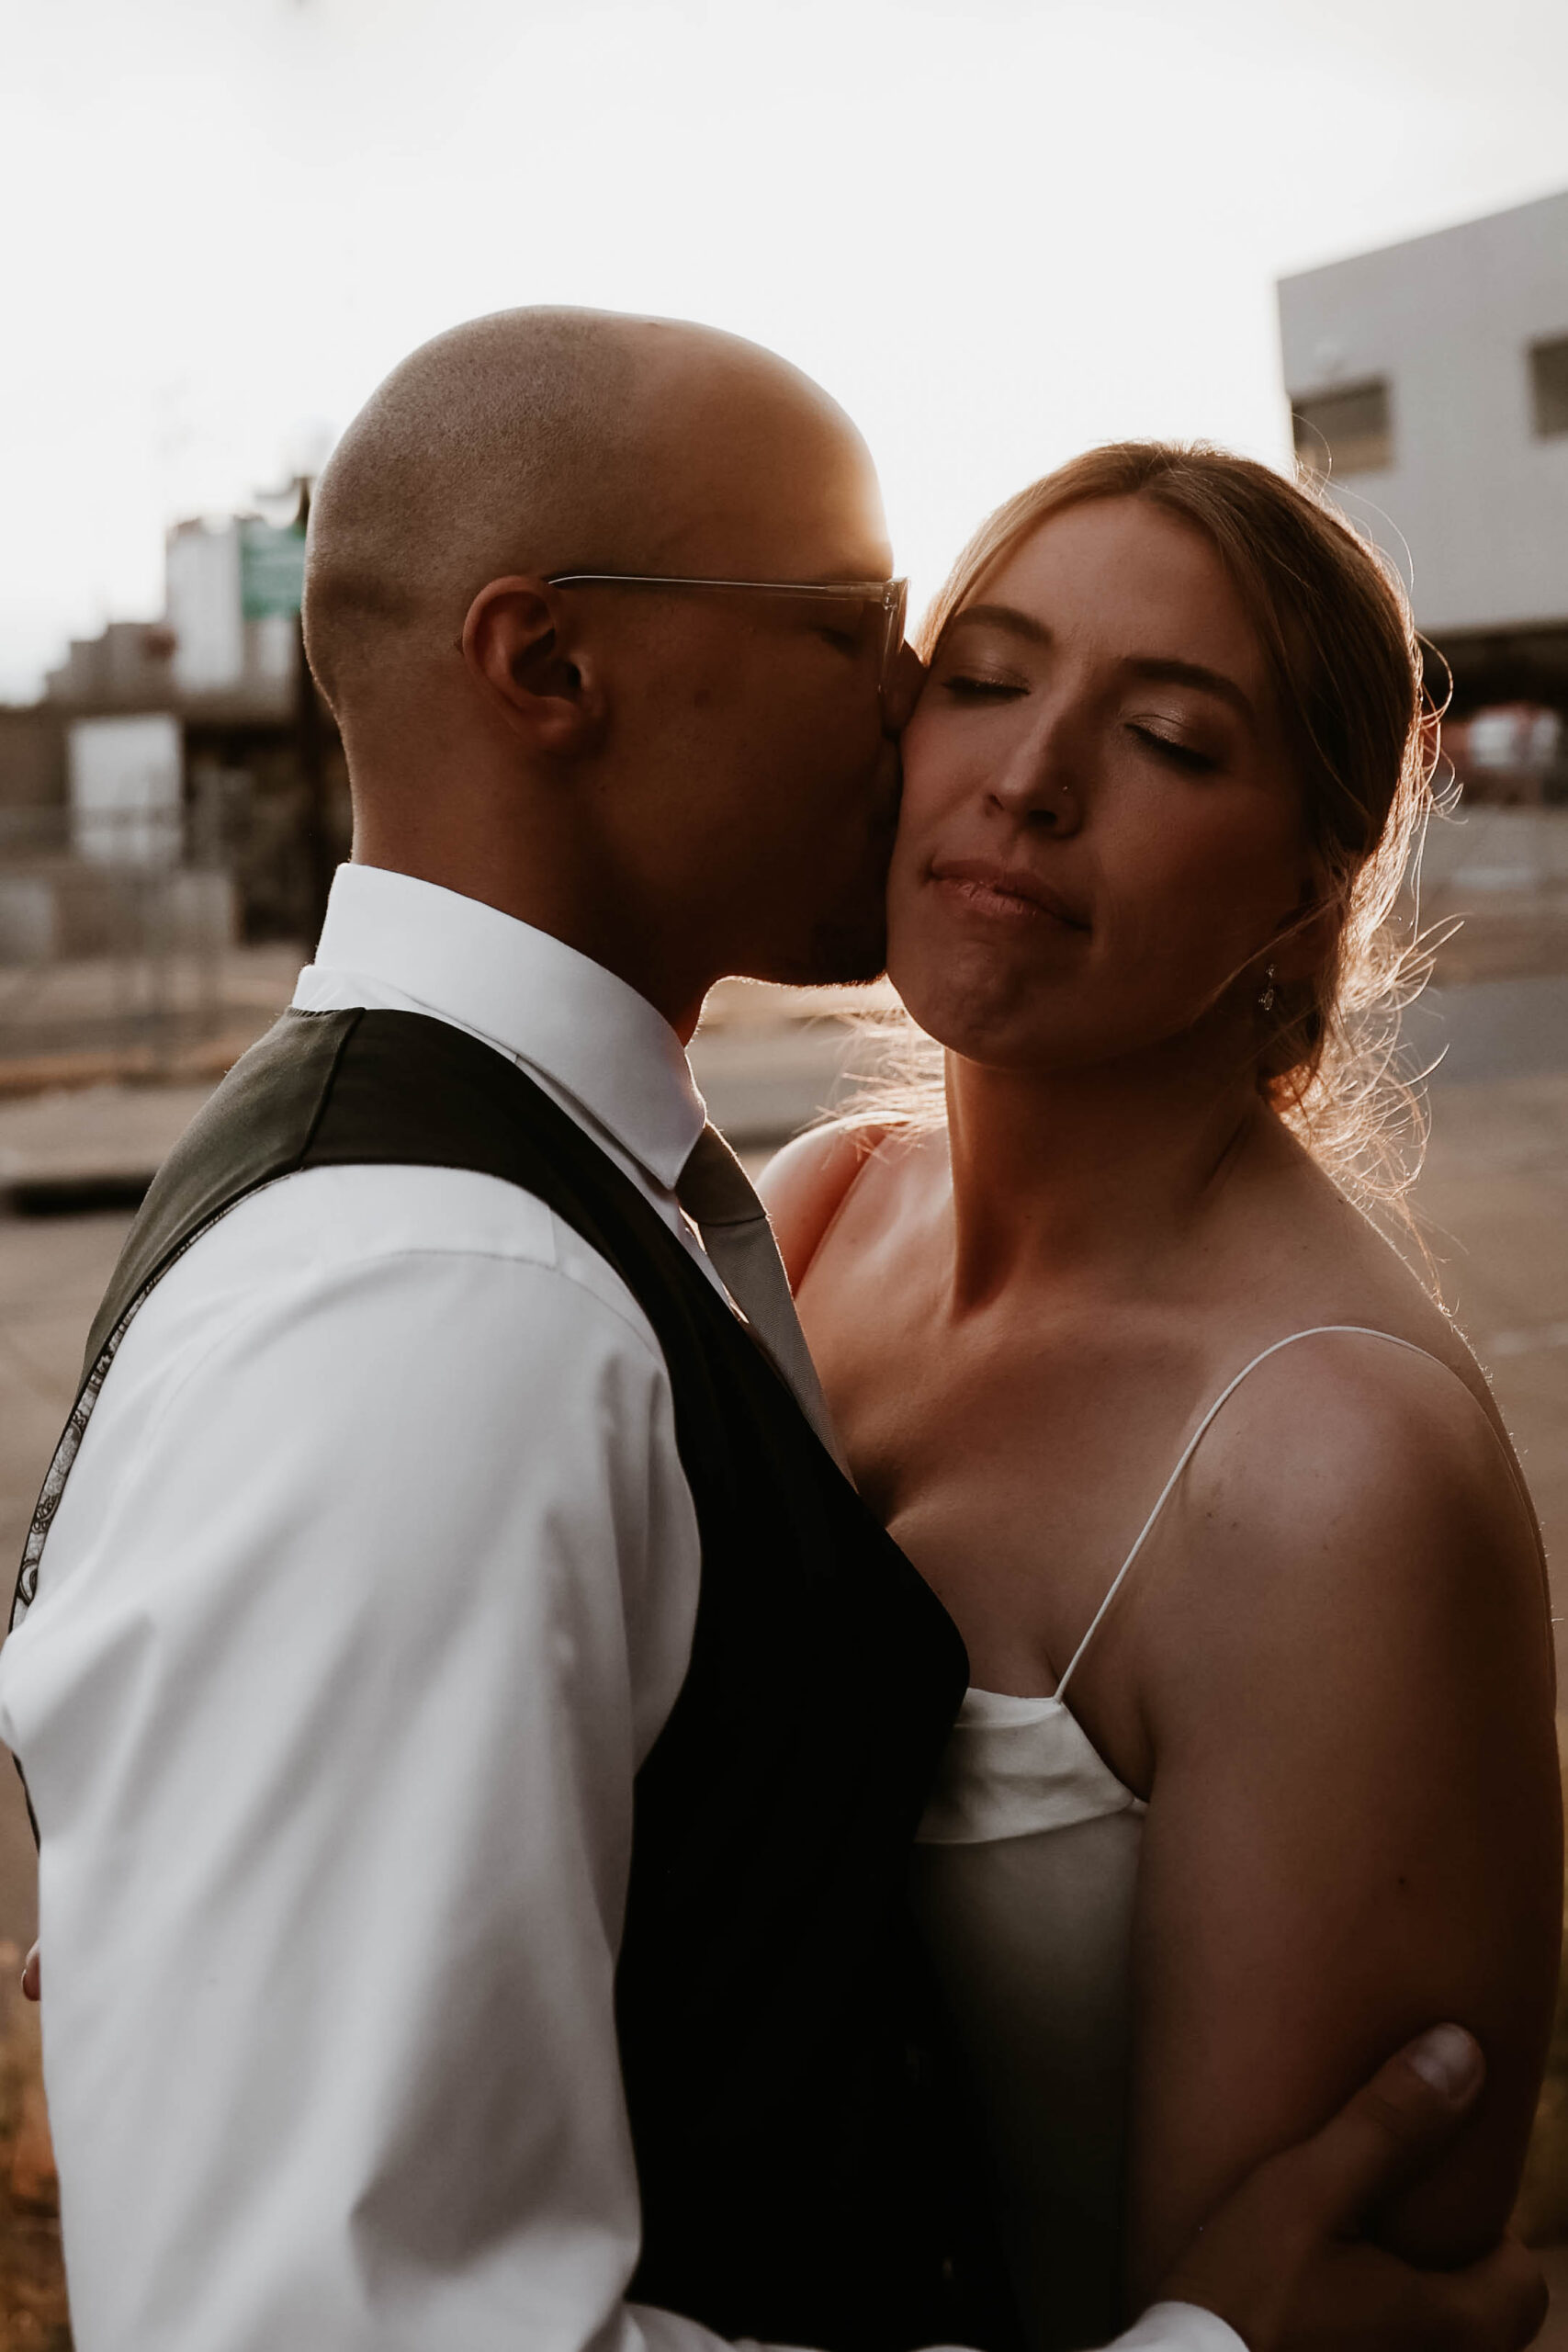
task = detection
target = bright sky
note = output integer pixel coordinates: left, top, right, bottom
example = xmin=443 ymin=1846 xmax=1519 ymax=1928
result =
xmin=5 ymin=0 xmax=1568 ymax=700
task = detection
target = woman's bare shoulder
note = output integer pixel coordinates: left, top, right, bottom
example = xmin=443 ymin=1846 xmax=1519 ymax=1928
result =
xmin=758 ymin=1119 xmax=894 ymax=1292
xmin=1126 ymin=1329 xmax=1561 ymax=2286
xmin=1162 ymin=1329 xmax=1549 ymax=1717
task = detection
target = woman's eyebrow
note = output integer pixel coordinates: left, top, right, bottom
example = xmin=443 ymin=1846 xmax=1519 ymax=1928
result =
xmin=1126 ymin=656 xmax=1257 ymax=726
xmin=946 ymin=602 xmax=1053 ymax=647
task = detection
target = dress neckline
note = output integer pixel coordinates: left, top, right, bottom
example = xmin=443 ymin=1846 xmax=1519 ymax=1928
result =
xmin=963 ymin=1684 xmax=1065 ymax=1716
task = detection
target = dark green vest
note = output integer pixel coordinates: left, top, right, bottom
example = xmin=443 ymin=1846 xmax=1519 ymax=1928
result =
xmin=14 ymin=1007 xmax=1017 ymax=2352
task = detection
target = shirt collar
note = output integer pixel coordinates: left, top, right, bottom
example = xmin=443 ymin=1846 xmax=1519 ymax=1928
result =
xmin=300 ymin=864 xmax=707 ymax=1190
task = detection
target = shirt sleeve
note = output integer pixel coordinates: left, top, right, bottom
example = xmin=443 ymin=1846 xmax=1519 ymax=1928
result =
xmin=1099 ymin=2305 xmax=1247 ymax=2352
xmin=0 ymin=1227 xmax=756 ymax=2352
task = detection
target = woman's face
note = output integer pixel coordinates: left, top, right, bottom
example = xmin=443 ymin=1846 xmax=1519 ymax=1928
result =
xmin=888 ymin=495 xmax=1315 ymax=1077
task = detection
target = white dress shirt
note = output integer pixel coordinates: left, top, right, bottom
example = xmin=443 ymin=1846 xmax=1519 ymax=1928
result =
xmin=0 ymin=865 xmax=1240 ymax=2352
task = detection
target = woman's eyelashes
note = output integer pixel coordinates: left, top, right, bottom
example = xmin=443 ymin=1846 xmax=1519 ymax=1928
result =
xmin=940 ymin=670 xmax=1028 ymax=700
xmin=1127 ymin=721 xmax=1221 ymax=774
xmin=932 ymin=665 xmax=1226 ymax=773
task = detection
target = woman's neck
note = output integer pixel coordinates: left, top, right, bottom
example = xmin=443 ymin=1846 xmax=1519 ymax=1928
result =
xmin=942 ymin=1027 xmax=1278 ymax=1312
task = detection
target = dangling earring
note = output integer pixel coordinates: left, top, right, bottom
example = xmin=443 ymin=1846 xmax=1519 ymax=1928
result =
xmin=1258 ymin=962 xmax=1277 ymax=1013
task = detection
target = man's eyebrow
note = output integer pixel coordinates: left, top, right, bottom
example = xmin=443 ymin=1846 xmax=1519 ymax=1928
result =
xmin=944 ymin=602 xmax=1053 ymax=648
xmin=1126 ymin=657 xmax=1257 ymax=727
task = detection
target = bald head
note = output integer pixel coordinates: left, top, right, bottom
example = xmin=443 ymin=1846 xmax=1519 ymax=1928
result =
xmin=303 ymin=306 xmax=882 ymax=721
xmin=303 ymin=309 xmax=899 ymax=1022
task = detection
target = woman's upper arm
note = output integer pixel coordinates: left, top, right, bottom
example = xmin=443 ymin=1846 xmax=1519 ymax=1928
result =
xmin=1124 ymin=1347 xmax=1562 ymax=2301
xmin=757 ymin=1120 xmax=884 ymax=1292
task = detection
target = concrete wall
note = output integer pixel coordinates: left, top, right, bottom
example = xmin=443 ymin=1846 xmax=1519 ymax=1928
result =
xmin=1279 ymin=188 xmax=1568 ymax=636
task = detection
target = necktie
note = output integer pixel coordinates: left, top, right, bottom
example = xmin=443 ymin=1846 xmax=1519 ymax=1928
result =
xmin=676 ymin=1123 xmax=847 ymax=1469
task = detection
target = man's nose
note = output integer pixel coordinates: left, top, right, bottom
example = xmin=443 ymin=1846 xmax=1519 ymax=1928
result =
xmin=881 ymin=640 xmax=925 ymax=737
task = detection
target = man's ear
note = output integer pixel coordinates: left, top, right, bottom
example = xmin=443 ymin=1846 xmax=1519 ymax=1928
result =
xmin=462 ymin=578 xmax=607 ymax=753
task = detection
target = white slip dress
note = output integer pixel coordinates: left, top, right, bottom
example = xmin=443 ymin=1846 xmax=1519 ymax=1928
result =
xmin=910 ymin=1325 xmax=1448 ymax=2352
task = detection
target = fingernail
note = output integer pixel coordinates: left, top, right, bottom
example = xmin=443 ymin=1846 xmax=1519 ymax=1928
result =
xmin=1406 ymin=2024 xmax=1483 ymax=2103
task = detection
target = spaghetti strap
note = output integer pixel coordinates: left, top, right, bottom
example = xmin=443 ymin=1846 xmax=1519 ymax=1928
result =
xmin=1051 ymin=1325 xmax=1449 ymax=1702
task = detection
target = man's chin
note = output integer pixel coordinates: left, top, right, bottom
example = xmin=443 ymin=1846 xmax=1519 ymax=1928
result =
xmin=761 ymin=917 xmax=888 ymax=989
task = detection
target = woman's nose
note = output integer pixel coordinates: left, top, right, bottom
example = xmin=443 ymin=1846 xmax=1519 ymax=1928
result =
xmin=989 ymin=723 xmax=1085 ymax=833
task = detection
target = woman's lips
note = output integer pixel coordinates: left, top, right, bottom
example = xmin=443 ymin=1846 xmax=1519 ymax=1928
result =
xmin=928 ymin=858 xmax=1089 ymax=932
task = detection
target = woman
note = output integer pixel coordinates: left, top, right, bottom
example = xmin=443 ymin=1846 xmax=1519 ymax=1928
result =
xmin=761 ymin=447 xmax=1562 ymax=2352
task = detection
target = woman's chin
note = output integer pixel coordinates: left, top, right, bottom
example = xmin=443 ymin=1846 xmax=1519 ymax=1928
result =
xmin=887 ymin=949 xmax=1141 ymax=1079
xmin=889 ymin=955 xmax=1048 ymax=1065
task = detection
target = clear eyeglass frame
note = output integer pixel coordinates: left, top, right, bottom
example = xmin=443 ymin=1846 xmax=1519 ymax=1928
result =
xmin=545 ymin=571 xmax=909 ymax=698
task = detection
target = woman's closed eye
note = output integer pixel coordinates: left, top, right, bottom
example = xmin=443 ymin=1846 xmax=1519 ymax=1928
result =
xmin=1127 ymin=720 xmax=1221 ymax=774
xmin=941 ymin=670 xmax=1028 ymax=701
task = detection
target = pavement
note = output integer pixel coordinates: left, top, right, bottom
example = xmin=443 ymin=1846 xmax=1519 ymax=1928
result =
xmin=0 ymin=940 xmax=303 ymax=1099
xmin=0 ymin=970 xmax=892 ymax=1207
xmin=0 ymin=1078 xmax=217 ymax=1209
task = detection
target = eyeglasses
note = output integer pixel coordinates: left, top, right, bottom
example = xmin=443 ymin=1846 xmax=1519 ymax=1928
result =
xmin=545 ymin=571 xmax=909 ymax=700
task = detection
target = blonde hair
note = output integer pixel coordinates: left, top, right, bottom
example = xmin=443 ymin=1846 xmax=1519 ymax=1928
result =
xmin=854 ymin=442 xmax=1445 ymax=1208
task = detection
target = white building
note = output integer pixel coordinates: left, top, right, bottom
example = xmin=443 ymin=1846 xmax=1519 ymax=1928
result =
xmin=1278 ymin=187 xmax=1568 ymax=716
xmin=165 ymin=519 xmax=297 ymax=702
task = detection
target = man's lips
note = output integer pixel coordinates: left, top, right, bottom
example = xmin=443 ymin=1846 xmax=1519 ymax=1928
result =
xmin=928 ymin=857 xmax=1089 ymax=932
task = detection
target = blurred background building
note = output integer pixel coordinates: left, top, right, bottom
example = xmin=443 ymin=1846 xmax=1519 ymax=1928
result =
xmin=0 ymin=507 xmax=344 ymax=1071
xmin=1280 ymin=185 xmax=1568 ymax=805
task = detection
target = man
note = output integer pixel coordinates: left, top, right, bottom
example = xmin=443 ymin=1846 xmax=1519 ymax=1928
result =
xmin=0 ymin=309 xmax=1545 ymax=2352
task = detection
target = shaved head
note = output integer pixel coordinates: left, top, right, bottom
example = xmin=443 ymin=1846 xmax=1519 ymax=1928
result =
xmin=304 ymin=306 xmax=879 ymax=719
xmin=304 ymin=305 xmax=902 ymax=1023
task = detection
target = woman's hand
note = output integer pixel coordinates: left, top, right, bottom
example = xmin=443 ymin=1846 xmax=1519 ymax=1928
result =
xmin=20 ymin=1941 xmax=38 ymax=2002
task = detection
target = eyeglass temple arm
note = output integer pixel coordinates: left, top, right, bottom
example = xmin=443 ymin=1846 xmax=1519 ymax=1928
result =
xmin=547 ymin=572 xmax=904 ymax=605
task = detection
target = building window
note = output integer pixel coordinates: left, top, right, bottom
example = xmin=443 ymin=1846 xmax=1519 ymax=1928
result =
xmin=1529 ymin=337 xmax=1568 ymax=436
xmin=1290 ymin=379 xmax=1393 ymax=476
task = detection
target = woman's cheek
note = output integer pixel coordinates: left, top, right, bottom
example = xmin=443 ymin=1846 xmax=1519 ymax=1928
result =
xmin=900 ymin=705 xmax=992 ymax=812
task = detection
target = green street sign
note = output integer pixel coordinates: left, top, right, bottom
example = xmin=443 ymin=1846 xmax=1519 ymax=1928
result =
xmin=240 ymin=520 xmax=307 ymax=619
